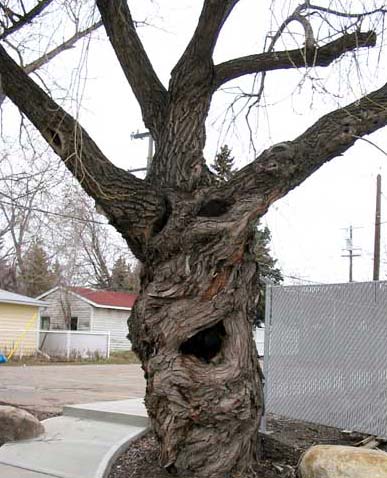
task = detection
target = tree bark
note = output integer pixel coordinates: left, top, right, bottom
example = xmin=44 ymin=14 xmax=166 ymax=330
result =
xmin=129 ymin=190 xmax=264 ymax=476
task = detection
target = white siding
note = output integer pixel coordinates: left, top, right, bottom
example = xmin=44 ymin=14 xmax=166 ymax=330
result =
xmin=40 ymin=289 xmax=92 ymax=330
xmin=92 ymin=307 xmax=132 ymax=351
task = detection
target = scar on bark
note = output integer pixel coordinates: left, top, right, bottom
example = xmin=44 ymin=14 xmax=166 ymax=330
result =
xmin=201 ymin=268 xmax=231 ymax=300
xmin=180 ymin=321 xmax=226 ymax=363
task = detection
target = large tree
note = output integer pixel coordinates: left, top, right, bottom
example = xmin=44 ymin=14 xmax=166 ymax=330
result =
xmin=1 ymin=1 xmax=387 ymax=476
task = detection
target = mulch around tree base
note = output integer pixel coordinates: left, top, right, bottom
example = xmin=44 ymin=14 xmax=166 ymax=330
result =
xmin=108 ymin=414 xmax=369 ymax=478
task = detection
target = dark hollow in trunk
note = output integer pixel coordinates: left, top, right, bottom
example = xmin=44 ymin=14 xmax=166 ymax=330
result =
xmin=180 ymin=321 xmax=226 ymax=363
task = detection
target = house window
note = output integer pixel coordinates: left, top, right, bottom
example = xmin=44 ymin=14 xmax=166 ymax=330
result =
xmin=41 ymin=316 xmax=50 ymax=330
xmin=70 ymin=317 xmax=78 ymax=331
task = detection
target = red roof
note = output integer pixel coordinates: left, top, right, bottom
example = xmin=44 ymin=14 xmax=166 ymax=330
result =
xmin=70 ymin=287 xmax=137 ymax=309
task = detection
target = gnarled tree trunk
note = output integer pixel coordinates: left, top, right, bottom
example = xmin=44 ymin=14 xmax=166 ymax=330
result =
xmin=130 ymin=191 xmax=264 ymax=476
xmin=1 ymin=1 xmax=387 ymax=477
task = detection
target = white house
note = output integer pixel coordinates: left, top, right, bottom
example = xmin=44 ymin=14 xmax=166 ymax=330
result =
xmin=37 ymin=287 xmax=137 ymax=352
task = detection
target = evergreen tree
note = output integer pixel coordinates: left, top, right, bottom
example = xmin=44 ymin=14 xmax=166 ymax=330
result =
xmin=19 ymin=242 xmax=57 ymax=297
xmin=110 ymin=256 xmax=135 ymax=292
xmin=254 ymin=226 xmax=282 ymax=285
xmin=254 ymin=225 xmax=283 ymax=325
xmin=211 ymin=145 xmax=235 ymax=182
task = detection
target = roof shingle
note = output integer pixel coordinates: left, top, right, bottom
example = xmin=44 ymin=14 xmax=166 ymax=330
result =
xmin=70 ymin=287 xmax=137 ymax=309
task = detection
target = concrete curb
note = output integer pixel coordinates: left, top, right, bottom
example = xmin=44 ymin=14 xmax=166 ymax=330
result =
xmin=97 ymin=427 xmax=150 ymax=478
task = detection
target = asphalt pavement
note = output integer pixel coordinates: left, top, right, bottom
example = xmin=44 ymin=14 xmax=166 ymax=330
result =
xmin=0 ymin=364 xmax=146 ymax=412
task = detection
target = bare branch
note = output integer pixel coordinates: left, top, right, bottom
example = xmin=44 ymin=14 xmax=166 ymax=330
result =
xmin=24 ymin=21 xmax=103 ymax=74
xmin=244 ymin=3 xmax=315 ymax=109
xmin=213 ymin=30 xmax=376 ymax=89
xmin=305 ymin=3 xmax=387 ymax=19
xmin=96 ymin=0 xmax=167 ymax=140
xmin=0 ymin=0 xmax=54 ymax=40
xmin=226 ymin=81 xmax=387 ymax=211
xmin=0 ymin=44 xmax=167 ymax=261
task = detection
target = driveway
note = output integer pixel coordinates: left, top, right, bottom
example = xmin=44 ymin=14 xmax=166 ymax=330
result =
xmin=0 ymin=364 xmax=145 ymax=412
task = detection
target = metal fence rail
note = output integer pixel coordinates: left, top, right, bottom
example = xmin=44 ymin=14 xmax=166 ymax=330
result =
xmin=263 ymin=281 xmax=387 ymax=437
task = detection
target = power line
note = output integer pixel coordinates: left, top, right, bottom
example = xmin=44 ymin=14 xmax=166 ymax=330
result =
xmin=0 ymin=199 xmax=108 ymax=226
xmin=282 ymin=274 xmax=326 ymax=284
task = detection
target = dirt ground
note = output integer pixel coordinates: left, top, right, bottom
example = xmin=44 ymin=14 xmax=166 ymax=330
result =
xmin=108 ymin=414 xmax=371 ymax=478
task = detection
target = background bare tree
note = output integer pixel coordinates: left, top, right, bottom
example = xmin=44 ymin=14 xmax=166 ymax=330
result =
xmin=1 ymin=1 xmax=387 ymax=476
xmin=0 ymin=154 xmax=138 ymax=294
xmin=53 ymin=181 xmax=138 ymax=290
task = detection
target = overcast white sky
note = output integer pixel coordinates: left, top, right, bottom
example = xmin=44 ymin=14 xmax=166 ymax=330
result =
xmin=5 ymin=0 xmax=387 ymax=285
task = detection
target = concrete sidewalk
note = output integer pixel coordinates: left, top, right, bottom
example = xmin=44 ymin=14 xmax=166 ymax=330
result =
xmin=0 ymin=399 xmax=148 ymax=478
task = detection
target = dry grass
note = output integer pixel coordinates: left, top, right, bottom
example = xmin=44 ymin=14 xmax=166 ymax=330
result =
xmin=2 ymin=350 xmax=140 ymax=366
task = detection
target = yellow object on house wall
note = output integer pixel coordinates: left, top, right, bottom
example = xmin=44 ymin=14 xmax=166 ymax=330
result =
xmin=0 ymin=304 xmax=39 ymax=357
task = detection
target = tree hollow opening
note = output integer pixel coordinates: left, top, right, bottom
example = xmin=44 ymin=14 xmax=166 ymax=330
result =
xmin=197 ymin=198 xmax=233 ymax=217
xmin=179 ymin=321 xmax=226 ymax=363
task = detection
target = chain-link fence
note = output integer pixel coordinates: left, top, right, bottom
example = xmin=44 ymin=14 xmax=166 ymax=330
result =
xmin=263 ymin=281 xmax=387 ymax=437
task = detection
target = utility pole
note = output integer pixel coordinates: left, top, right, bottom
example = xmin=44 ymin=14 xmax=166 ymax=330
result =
xmin=373 ymin=174 xmax=382 ymax=281
xmin=129 ymin=130 xmax=154 ymax=173
xmin=341 ymin=225 xmax=361 ymax=282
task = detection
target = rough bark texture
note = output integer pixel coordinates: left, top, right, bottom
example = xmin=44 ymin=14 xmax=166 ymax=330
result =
xmin=130 ymin=190 xmax=264 ymax=476
xmin=1 ymin=2 xmax=386 ymax=477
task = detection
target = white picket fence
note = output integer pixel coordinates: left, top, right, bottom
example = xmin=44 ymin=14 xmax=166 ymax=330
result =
xmin=39 ymin=330 xmax=110 ymax=359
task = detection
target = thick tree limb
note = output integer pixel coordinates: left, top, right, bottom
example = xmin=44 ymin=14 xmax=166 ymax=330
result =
xmin=0 ymin=0 xmax=54 ymax=40
xmin=177 ymin=0 xmax=239 ymax=66
xmin=0 ymin=44 xmax=166 ymax=260
xmin=96 ymin=0 xmax=166 ymax=141
xmin=213 ymin=31 xmax=376 ymax=89
xmin=226 ymin=81 xmax=387 ymax=210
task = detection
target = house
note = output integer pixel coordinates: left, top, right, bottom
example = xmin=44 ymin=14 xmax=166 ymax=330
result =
xmin=37 ymin=287 xmax=137 ymax=352
xmin=0 ymin=289 xmax=48 ymax=357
